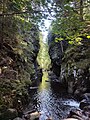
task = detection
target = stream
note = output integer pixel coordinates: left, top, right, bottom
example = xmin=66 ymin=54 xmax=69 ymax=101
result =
xmin=24 ymin=71 xmax=79 ymax=120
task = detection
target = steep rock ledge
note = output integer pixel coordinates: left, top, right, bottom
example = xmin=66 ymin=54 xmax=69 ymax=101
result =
xmin=48 ymin=34 xmax=90 ymax=97
xmin=48 ymin=33 xmax=68 ymax=77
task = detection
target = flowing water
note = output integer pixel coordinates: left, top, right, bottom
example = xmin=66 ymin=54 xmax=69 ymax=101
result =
xmin=25 ymin=71 xmax=79 ymax=120
xmin=24 ymin=38 xmax=79 ymax=120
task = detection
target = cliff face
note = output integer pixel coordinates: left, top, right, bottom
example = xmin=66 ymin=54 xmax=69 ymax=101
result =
xmin=48 ymin=33 xmax=90 ymax=96
xmin=61 ymin=38 xmax=90 ymax=96
xmin=48 ymin=33 xmax=68 ymax=77
xmin=0 ymin=24 xmax=41 ymax=81
xmin=0 ymin=20 xmax=42 ymax=118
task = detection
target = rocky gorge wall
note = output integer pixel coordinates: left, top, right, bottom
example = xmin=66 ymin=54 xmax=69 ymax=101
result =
xmin=48 ymin=33 xmax=90 ymax=97
xmin=0 ymin=20 xmax=42 ymax=119
xmin=61 ymin=38 xmax=90 ymax=96
xmin=48 ymin=32 xmax=68 ymax=77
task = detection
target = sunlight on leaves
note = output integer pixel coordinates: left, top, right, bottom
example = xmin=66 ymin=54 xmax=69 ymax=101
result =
xmin=87 ymin=35 xmax=90 ymax=39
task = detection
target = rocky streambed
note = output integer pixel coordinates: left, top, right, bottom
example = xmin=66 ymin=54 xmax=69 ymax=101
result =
xmin=21 ymin=71 xmax=80 ymax=120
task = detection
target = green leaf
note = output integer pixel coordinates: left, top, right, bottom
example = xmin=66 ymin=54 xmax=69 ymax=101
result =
xmin=55 ymin=37 xmax=64 ymax=42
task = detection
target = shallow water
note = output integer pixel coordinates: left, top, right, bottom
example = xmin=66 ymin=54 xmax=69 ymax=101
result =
xmin=24 ymin=71 xmax=79 ymax=120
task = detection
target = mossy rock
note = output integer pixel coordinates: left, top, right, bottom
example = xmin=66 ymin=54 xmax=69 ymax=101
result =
xmin=0 ymin=108 xmax=18 ymax=120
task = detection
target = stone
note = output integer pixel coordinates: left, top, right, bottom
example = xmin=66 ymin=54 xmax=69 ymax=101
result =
xmin=80 ymin=93 xmax=90 ymax=101
xmin=67 ymin=108 xmax=90 ymax=120
xmin=13 ymin=117 xmax=23 ymax=120
xmin=0 ymin=108 xmax=18 ymax=120
xmin=83 ymin=105 xmax=90 ymax=111
xmin=24 ymin=111 xmax=41 ymax=120
xmin=74 ymin=89 xmax=80 ymax=96
xmin=68 ymin=81 xmax=74 ymax=94
xmin=79 ymin=99 xmax=90 ymax=110
xmin=29 ymin=86 xmax=38 ymax=90
xmin=46 ymin=118 xmax=53 ymax=120
xmin=63 ymin=118 xmax=78 ymax=120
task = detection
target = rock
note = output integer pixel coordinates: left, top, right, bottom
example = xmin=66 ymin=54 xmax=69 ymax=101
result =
xmin=24 ymin=111 xmax=41 ymax=120
xmin=29 ymin=87 xmax=38 ymax=90
xmin=83 ymin=105 xmax=90 ymax=111
xmin=80 ymin=93 xmax=90 ymax=101
xmin=79 ymin=99 xmax=90 ymax=110
xmin=13 ymin=117 xmax=23 ymax=120
xmin=46 ymin=118 xmax=53 ymax=120
xmin=48 ymin=38 xmax=68 ymax=77
xmin=63 ymin=118 xmax=78 ymax=120
xmin=67 ymin=108 xmax=90 ymax=120
xmin=74 ymin=89 xmax=81 ymax=97
xmin=45 ymin=80 xmax=50 ymax=82
xmin=68 ymin=81 xmax=74 ymax=94
xmin=0 ymin=108 xmax=18 ymax=120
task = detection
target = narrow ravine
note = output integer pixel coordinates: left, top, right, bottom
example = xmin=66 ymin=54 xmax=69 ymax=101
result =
xmin=24 ymin=33 xmax=80 ymax=120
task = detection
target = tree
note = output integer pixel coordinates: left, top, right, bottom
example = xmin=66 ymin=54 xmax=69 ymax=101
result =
xmin=50 ymin=0 xmax=90 ymax=44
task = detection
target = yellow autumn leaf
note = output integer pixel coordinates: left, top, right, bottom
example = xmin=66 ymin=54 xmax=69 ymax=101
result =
xmin=87 ymin=36 xmax=90 ymax=39
xmin=69 ymin=41 xmax=74 ymax=44
xmin=75 ymin=37 xmax=82 ymax=42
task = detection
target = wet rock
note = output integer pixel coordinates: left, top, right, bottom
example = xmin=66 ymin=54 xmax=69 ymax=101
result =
xmin=13 ymin=117 xmax=23 ymax=120
xmin=67 ymin=108 xmax=90 ymax=120
xmin=24 ymin=111 xmax=41 ymax=120
xmin=68 ymin=81 xmax=74 ymax=94
xmin=29 ymin=87 xmax=38 ymax=90
xmin=63 ymin=118 xmax=78 ymax=120
xmin=83 ymin=105 xmax=90 ymax=111
xmin=79 ymin=99 xmax=90 ymax=110
xmin=46 ymin=118 xmax=53 ymax=120
xmin=80 ymin=93 xmax=90 ymax=101
xmin=74 ymin=89 xmax=80 ymax=96
xmin=48 ymin=71 xmax=59 ymax=82
xmin=45 ymin=80 xmax=50 ymax=82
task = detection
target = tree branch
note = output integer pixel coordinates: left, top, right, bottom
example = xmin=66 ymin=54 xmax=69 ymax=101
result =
xmin=0 ymin=10 xmax=56 ymax=16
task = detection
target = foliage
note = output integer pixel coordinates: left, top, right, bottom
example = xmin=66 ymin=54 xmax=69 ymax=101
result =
xmin=62 ymin=37 xmax=90 ymax=65
xmin=51 ymin=0 xmax=90 ymax=44
xmin=37 ymin=33 xmax=51 ymax=70
xmin=0 ymin=0 xmax=43 ymax=113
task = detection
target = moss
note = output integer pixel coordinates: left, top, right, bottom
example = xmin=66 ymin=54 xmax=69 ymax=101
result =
xmin=61 ymin=38 xmax=90 ymax=82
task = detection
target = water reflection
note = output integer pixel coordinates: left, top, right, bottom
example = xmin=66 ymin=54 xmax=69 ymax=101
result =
xmin=25 ymin=71 xmax=79 ymax=120
xmin=39 ymin=71 xmax=50 ymax=90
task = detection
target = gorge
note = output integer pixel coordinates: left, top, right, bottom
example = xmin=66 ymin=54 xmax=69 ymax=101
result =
xmin=0 ymin=0 xmax=90 ymax=120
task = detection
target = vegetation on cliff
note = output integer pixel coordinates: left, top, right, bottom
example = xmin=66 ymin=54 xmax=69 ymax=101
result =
xmin=0 ymin=0 xmax=90 ymax=119
xmin=48 ymin=0 xmax=90 ymax=95
xmin=0 ymin=0 xmax=47 ymax=116
xmin=51 ymin=0 xmax=90 ymax=43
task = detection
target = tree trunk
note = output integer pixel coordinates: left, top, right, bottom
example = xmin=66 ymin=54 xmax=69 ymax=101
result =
xmin=80 ymin=0 xmax=83 ymax=21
